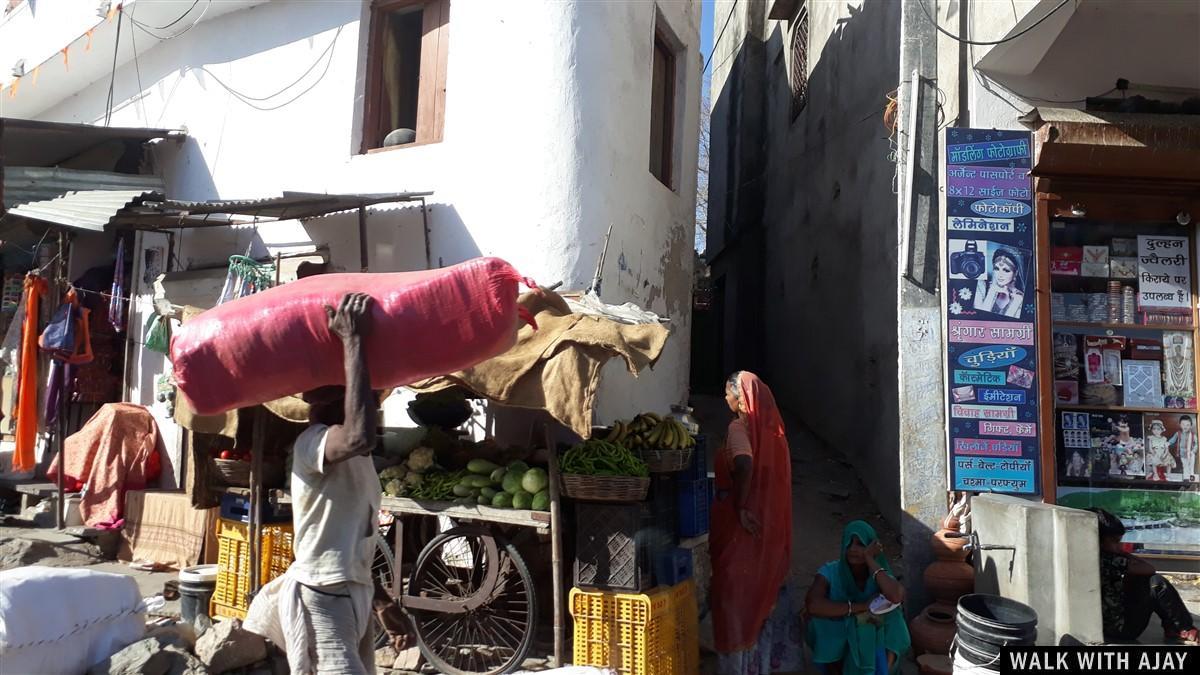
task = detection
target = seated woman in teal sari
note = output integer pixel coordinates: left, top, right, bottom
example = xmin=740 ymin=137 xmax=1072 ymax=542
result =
xmin=805 ymin=521 xmax=911 ymax=675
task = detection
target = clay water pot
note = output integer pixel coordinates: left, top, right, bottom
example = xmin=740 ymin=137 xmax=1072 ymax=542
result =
xmin=930 ymin=528 xmax=969 ymax=562
xmin=909 ymin=602 xmax=957 ymax=655
xmin=923 ymin=559 xmax=974 ymax=604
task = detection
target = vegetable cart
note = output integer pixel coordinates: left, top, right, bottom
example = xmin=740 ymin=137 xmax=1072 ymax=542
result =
xmin=380 ymin=428 xmax=566 ymax=675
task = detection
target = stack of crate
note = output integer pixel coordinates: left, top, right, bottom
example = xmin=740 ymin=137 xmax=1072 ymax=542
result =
xmin=210 ymin=494 xmax=294 ymax=619
xmin=570 ymin=579 xmax=699 ymax=675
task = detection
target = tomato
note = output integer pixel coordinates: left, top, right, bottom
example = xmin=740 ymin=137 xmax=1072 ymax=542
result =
xmin=219 ymin=450 xmax=233 ymax=460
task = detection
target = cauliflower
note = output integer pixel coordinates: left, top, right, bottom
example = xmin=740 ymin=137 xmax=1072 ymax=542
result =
xmin=403 ymin=472 xmax=425 ymax=488
xmin=379 ymin=465 xmax=408 ymax=481
xmin=384 ymin=479 xmax=405 ymax=497
xmin=406 ymin=446 xmax=436 ymax=473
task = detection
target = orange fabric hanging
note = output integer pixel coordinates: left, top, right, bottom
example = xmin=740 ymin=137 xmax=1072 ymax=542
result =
xmin=710 ymin=372 xmax=794 ymax=652
xmin=13 ymin=275 xmax=47 ymax=474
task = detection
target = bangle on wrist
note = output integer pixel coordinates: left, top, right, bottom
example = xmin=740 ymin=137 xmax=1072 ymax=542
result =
xmin=846 ymin=600 xmax=852 ymax=616
xmin=872 ymin=568 xmax=887 ymax=581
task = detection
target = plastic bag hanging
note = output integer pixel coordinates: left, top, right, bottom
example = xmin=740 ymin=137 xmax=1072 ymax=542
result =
xmin=109 ymin=237 xmax=127 ymax=333
xmin=144 ymin=314 xmax=170 ymax=354
xmin=217 ymin=255 xmax=275 ymax=305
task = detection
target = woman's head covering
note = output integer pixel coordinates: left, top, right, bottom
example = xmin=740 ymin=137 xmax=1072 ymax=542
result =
xmin=735 ymin=371 xmax=786 ymax=450
xmin=838 ymin=520 xmax=892 ymax=603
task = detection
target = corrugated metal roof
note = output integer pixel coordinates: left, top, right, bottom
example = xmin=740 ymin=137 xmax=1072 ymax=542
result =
xmin=3 ymin=166 xmax=165 ymax=209
xmin=4 ymin=189 xmax=163 ymax=232
xmin=146 ymin=191 xmax=433 ymax=221
xmin=0 ymin=118 xmax=182 ymax=167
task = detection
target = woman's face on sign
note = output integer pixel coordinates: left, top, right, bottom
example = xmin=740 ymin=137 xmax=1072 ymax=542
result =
xmin=993 ymin=257 xmax=1015 ymax=287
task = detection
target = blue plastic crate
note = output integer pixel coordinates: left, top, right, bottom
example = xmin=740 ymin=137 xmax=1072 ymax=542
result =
xmin=654 ymin=547 xmax=694 ymax=587
xmin=677 ymin=478 xmax=710 ymax=537
xmin=219 ymin=492 xmax=291 ymax=524
xmin=678 ymin=434 xmax=708 ymax=481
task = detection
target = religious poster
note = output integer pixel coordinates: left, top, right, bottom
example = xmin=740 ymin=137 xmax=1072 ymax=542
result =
xmin=945 ymin=128 xmax=1039 ymax=495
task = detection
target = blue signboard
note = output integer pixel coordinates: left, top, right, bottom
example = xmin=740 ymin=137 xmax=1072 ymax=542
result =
xmin=945 ymin=128 xmax=1040 ymax=495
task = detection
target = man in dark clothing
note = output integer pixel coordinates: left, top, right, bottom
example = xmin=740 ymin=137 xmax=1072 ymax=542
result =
xmin=1090 ymin=508 xmax=1197 ymax=645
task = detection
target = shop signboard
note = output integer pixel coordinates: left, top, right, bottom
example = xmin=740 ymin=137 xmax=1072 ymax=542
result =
xmin=944 ymin=128 xmax=1039 ymax=495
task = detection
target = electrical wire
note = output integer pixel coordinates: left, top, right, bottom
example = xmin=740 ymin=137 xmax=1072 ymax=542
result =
xmin=917 ymin=0 xmax=1073 ymax=47
xmin=130 ymin=0 xmax=200 ymax=31
xmin=103 ymin=4 xmax=124 ymax=127
xmin=703 ymin=0 xmax=739 ymax=74
xmin=128 ymin=0 xmax=210 ymax=41
xmin=191 ymin=26 xmax=342 ymax=111
xmin=125 ymin=7 xmax=148 ymax=123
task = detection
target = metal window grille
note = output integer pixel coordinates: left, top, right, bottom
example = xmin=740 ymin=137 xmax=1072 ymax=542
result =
xmin=789 ymin=5 xmax=809 ymax=120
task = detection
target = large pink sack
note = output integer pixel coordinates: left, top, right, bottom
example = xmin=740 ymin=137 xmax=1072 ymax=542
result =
xmin=171 ymin=257 xmax=533 ymax=415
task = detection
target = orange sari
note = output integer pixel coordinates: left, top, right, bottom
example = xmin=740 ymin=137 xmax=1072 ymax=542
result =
xmin=710 ymin=372 xmax=793 ymax=652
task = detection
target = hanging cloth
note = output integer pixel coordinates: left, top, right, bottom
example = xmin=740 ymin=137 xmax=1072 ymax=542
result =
xmin=40 ymin=289 xmax=94 ymax=365
xmin=13 ymin=275 xmax=48 ymax=474
xmin=109 ymin=237 xmax=127 ymax=333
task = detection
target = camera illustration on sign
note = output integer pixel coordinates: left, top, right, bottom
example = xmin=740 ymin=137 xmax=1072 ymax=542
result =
xmin=948 ymin=240 xmax=1032 ymax=320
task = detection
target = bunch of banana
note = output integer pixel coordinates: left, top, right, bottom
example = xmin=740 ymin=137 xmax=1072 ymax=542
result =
xmin=648 ymin=417 xmax=696 ymax=450
xmin=604 ymin=412 xmax=694 ymax=450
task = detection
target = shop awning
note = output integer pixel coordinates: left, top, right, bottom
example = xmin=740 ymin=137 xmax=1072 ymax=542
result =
xmin=976 ymin=0 xmax=1199 ymax=104
xmin=1022 ymin=107 xmax=1200 ymax=182
xmin=0 ymin=118 xmax=182 ymax=167
xmin=3 ymin=166 xmax=165 ymax=209
xmin=3 ymin=188 xmax=163 ymax=232
xmin=129 ymin=191 xmax=434 ymax=224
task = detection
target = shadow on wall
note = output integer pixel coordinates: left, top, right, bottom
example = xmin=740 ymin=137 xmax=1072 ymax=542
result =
xmin=301 ymin=201 xmax=480 ymax=273
xmin=722 ymin=0 xmax=903 ymax=518
xmin=154 ymin=136 xmax=220 ymax=202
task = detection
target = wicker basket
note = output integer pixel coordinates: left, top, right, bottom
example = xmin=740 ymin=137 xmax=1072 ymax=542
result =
xmin=639 ymin=447 xmax=695 ymax=473
xmin=212 ymin=459 xmax=285 ymax=488
xmin=561 ymin=474 xmax=650 ymax=502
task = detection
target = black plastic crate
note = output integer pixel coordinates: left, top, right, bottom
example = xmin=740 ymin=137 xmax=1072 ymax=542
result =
xmin=678 ymin=434 xmax=708 ymax=481
xmin=574 ymin=502 xmax=675 ymax=592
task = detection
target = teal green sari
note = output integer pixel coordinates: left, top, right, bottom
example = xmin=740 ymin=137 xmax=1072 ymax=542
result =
xmin=806 ymin=521 xmax=911 ymax=675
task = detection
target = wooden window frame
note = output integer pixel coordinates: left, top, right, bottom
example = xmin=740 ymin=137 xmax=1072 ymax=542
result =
xmin=360 ymin=0 xmax=450 ymax=154
xmin=650 ymin=27 xmax=677 ymax=189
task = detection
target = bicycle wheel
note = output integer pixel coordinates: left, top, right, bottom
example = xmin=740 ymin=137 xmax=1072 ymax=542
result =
xmin=407 ymin=528 xmax=537 ymax=675
xmin=371 ymin=531 xmax=396 ymax=649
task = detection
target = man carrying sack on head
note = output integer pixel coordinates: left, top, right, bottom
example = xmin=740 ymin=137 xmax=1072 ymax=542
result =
xmin=246 ymin=292 xmax=407 ymax=673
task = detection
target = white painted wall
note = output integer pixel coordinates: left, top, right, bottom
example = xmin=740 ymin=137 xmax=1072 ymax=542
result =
xmin=2 ymin=1 xmax=701 ymax=465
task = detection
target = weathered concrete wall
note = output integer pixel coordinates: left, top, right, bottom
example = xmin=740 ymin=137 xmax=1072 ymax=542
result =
xmin=708 ymin=0 xmax=903 ymax=517
xmin=971 ymin=494 xmax=1104 ymax=646
xmin=706 ymin=0 xmax=769 ymax=379
xmin=756 ymin=0 xmax=903 ymax=521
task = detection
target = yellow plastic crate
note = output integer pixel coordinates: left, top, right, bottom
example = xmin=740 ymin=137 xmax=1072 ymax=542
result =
xmin=570 ymin=581 xmax=697 ymax=675
xmin=668 ymin=580 xmax=699 ymax=675
xmin=210 ymin=518 xmax=295 ymax=620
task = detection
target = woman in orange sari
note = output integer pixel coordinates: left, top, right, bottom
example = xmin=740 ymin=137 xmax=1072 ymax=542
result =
xmin=711 ymin=371 xmax=800 ymax=674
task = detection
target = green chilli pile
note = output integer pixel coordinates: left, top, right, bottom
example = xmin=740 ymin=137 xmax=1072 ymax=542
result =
xmin=404 ymin=470 xmax=468 ymax=501
xmin=561 ymin=439 xmax=649 ymax=477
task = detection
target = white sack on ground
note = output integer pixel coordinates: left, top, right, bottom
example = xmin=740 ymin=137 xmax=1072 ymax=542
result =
xmin=0 ymin=566 xmax=146 ymax=674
